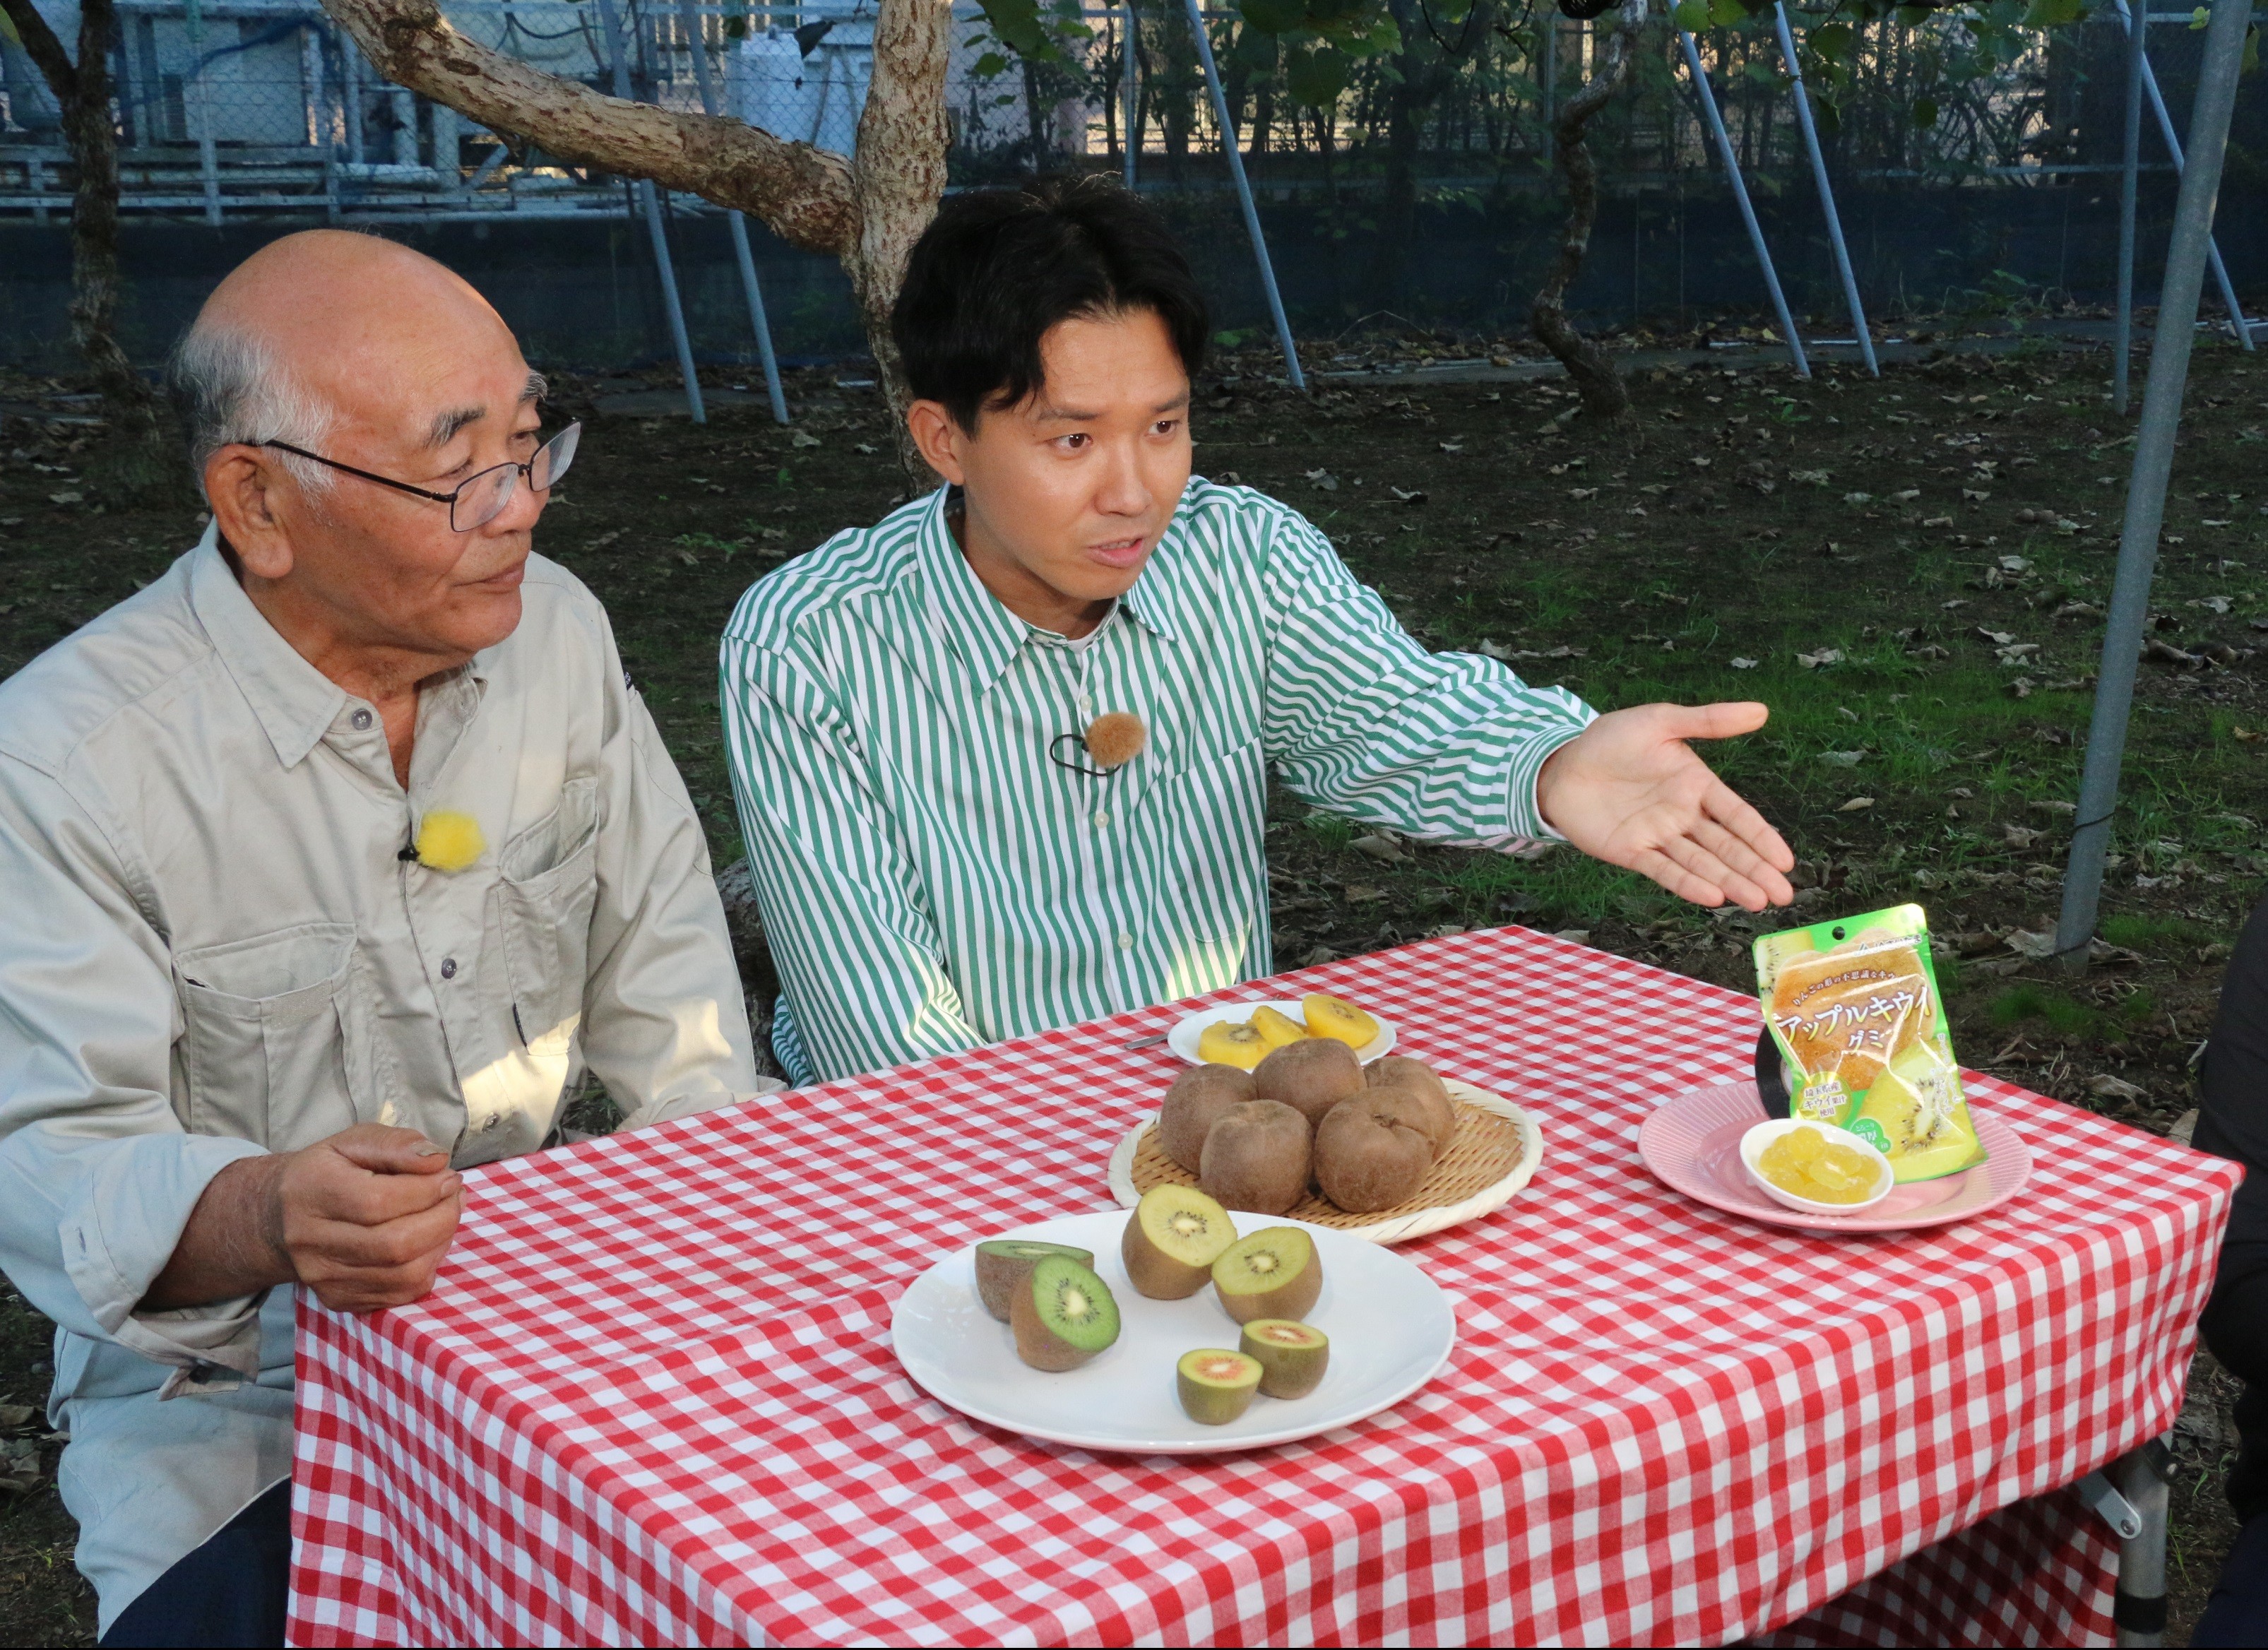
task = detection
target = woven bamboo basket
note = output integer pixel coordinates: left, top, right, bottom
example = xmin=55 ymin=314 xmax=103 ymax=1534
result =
xmin=1105 ymin=1079 xmax=1544 ymax=1245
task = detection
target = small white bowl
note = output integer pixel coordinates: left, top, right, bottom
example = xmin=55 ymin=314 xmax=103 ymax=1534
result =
xmin=1738 ymin=1117 xmax=1894 ymax=1216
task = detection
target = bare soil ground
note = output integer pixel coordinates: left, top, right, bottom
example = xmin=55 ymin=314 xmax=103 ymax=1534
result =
xmin=2 ymin=328 xmax=2263 ymax=1642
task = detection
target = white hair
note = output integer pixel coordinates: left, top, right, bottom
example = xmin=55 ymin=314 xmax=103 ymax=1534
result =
xmin=166 ymin=319 xmax=339 ymax=504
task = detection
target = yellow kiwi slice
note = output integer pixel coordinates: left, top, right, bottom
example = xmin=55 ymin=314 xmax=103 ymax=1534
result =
xmin=1197 ymin=1020 xmax=1269 ymax=1070
xmin=1249 ymin=1007 xmax=1310 ymax=1050
xmin=1301 ymin=992 xmax=1381 ymax=1050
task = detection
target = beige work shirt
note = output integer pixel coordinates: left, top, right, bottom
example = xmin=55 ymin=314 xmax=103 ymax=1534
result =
xmin=0 ymin=527 xmax=764 ymax=1630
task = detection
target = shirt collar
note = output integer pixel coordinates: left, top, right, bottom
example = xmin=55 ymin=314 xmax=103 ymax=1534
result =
xmin=915 ymin=484 xmax=1186 ymax=694
xmin=188 ymin=524 xmax=348 ymax=770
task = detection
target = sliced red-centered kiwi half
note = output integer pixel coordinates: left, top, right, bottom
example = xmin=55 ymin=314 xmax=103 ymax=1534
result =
xmin=1211 ymin=1225 xmax=1322 ymax=1325
xmin=1175 ymin=1348 xmax=1263 ymax=1425
xmin=973 ymin=1239 xmax=1096 ymax=1323
xmin=1009 ymin=1254 xmax=1121 ymax=1372
xmin=1238 ymin=1319 xmax=1330 ymax=1399
xmin=1121 ymin=1185 xmax=1239 ymax=1299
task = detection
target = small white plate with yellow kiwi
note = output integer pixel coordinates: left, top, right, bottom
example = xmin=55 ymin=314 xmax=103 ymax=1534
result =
xmin=891 ymin=1200 xmax=1456 ymax=1454
xmin=1168 ymin=995 xmax=1396 ymax=1068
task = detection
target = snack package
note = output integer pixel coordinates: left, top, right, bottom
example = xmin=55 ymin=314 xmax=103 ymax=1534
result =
xmin=1752 ymin=904 xmax=1986 ymax=1184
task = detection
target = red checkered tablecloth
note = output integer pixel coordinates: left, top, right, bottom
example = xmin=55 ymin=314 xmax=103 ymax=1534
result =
xmin=286 ymin=927 xmax=2238 ymax=1646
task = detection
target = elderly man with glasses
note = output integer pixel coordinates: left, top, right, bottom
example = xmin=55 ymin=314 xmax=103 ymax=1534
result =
xmin=0 ymin=230 xmax=764 ymax=1646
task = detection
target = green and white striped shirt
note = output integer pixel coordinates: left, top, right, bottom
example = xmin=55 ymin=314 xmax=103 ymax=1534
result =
xmin=718 ymin=479 xmax=1596 ymax=1084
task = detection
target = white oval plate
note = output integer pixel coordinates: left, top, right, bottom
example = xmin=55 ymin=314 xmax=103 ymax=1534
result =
xmin=1165 ymin=1000 xmax=1396 ymax=1067
xmin=891 ymin=1209 xmax=1456 ymax=1454
xmin=1105 ymin=1079 xmax=1545 ymax=1246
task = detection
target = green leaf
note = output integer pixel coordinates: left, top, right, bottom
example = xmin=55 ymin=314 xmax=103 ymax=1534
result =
xmin=2192 ymin=5 xmax=2209 ymax=28
xmin=1895 ymin=4 xmax=1931 ymax=22
xmin=1912 ymin=94 xmax=1939 ymax=127
xmin=1286 ymin=43 xmax=1352 ymax=106
xmin=973 ymin=50 xmax=1010 ymax=76
xmin=1810 ymin=21 xmax=1854 ymax=61
xmin=1706 ymin=0 xmax=1746 ymax=25
xmin=1811 ymin=90 xmax=1841 ymax=135
xmin=2246 ymin=23 xmax=2260 ymax=73
xmin=1673 ymin=0 xmax=1711 ymax=30
xmin=1237 ymin=0 xmax=1310 ymax=32
xmin=2021 ymin=0 xmax=2085 ymax=27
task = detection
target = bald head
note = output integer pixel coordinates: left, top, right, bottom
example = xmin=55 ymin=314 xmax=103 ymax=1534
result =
xmin=173 ymin=232 xmax=543 ymax=492
xmin=177 ymin=230 xmax=562 ymax=689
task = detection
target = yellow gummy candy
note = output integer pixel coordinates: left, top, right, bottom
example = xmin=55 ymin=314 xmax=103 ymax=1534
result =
xmin=414 ymin=810 xmax=485 ymax=872
xmin=1759 ymin=1126 xmax=1880 ymax=1204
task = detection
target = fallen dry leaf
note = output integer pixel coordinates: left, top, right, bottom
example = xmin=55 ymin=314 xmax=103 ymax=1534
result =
xmin=1836 ymin=796 xmax=1875 ymax=812
xmin=1795 ymin=647 xmax=1845 ymax=669
xmin=1305 ymin=468 xmax=1339 ymax=491
xmin=790 ymin=429 xmax=822 ymax=449
xmin=1730 ymin=657 xmax=1759 ymax=670
xmin=2087 ymin=1074 xmax=2149 ymax=1103
xmin=1343 ymin=884 xmax=1387 ymax=903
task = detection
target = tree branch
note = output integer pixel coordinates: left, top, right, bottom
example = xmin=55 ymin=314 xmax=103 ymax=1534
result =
xmin=1 ymin=0 xmax=80 ymax=102
xmin=316 ymin=0 xmax=859 ymax=256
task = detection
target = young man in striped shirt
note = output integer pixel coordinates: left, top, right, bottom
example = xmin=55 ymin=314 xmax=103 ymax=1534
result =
xmin=720 ymin=178 xmax=1794 ymax=1086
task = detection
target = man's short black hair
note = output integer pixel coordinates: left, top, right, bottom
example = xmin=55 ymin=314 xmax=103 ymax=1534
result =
xmin=891 ymin=176 xmax=1209 ymax=430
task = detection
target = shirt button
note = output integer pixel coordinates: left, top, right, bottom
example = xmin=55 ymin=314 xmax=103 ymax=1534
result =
xmin=439 ymin=958 xmax=458 ymax=980
xmin=351 ymin=708 xmax=373 ymax=730
xmin=1093 ymin=809 xmax=1111 ymax=829
xmin=1078 ymin=694 xmax=1094 ymax=714
xmin=1117 ymin=932 xmax=1135 ymax=951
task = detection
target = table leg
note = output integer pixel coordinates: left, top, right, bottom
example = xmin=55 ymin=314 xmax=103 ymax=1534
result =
xmin=2109 ymin=1437 xmax=2174 ymax=1648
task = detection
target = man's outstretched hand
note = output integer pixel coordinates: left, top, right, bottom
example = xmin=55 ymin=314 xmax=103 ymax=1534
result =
xmin=1536 ymin=702 xmax=1795 ymax=912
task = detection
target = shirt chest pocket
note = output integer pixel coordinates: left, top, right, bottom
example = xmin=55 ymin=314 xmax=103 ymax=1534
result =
xmin=489 ymin=776 xmax=602 ymax=1059
xmin=174 ymin=921 xmax=378 ymax=1150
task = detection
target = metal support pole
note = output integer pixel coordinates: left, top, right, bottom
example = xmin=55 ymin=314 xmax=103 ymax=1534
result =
xmin=598 ymin=0 xmax=705 ymax=424
xmin=185 ymin=0 xmax=220 ymax=224
xmin=1123 ymin=0 xmax=1138 ymax=187
xmin=2114 ymin=0 xmax=2147 ymax=413
xmin=2054 ymin=0 xmax=2252 ymax=974
xmin=1772 ymin=4 xmax=1875 ymax=376
xmin=2114 ymin=1440 xmax=2173 ymax=1648
xmin=676 ymin=0 xmax=790 ymax=422
xmin=1678 ymin=32 xmax=1808 ymax=379
xmin=2111 ymin=0 xmax=2254 ymax=352
xmin=1183 ymin=0 xmax=1305 ymax=390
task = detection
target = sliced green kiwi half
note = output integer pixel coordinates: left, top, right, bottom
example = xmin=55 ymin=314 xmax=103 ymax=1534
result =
xmin=1009 ymin=1254 xmax=1121 ymax=1372
xmin=973 ymin=1239 xmax=1096 ymax=1323
xmin=1211 ymin=1225 xmax=1322 ymax=1325
xmin=1176 ymin=1348 xmax=1263 ymax=1425
xmin=1121 ymin=1185 xmax=1239 ymax=1300
xmin=1238 ymin=1319 xmax=1330 ymax=1399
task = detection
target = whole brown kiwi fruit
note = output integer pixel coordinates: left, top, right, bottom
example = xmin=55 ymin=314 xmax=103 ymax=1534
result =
xmin=1199 ymin=1099 xmax=1312 ymax=1216
xmin=1362 ymin=1085 xmax=1454 ymax=1162
xmin=1312 ymin=1097 xmax=1433 ymax=1211
xmin=1160 ymin=1064 xmax=1257 ymax=1172
xmin=1364 ymin=1060 xmax=1458 ymax=1157
xmin=1252 ymin=1038 xmax=1364 ymax=1129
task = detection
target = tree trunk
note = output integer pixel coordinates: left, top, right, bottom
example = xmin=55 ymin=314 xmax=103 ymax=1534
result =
xmin=320 ymin=0 xmax=954 ymax=478
xmin=1528 ymin=0 xmax=1647 ymax=422
xmin=1367 ymin=0 xmax=1430 ymax=310
xmin=2 ymin=0 xmax=163 ymax=461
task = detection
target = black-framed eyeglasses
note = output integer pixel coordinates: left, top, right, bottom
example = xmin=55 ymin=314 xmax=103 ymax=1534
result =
xmin=259 ymin=422 xmax=581 ymax=532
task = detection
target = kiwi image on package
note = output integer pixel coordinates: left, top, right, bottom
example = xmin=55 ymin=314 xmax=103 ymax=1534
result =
xmin=1753 ymin=904 xmax=1986 ymax=1184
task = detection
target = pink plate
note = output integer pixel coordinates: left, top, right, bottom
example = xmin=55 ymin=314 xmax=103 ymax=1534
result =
xmin=1639 ymin=1081 xmax=2034 ymax=1233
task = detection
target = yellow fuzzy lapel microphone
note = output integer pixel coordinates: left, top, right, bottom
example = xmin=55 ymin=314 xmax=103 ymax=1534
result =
xmin=412 ymin=811 xmax=486 ymax=872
